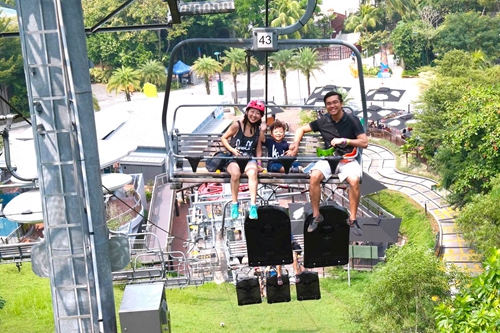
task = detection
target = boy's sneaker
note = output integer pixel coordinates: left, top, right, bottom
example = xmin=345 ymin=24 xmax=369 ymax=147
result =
xmin=307 ymin=214 xmax=324 ymax=232
xmin=249 ymin=205 xmax=258 ymax=219
xmin=231 ymin=203 xmax=239 ymax=219
xmin=290 ymin=165 xmax=300 ymax=173
xmin=349 ymin=219 xmax=363 ymax=236
xmin=302 ymin=162 xmax=315 ymax=174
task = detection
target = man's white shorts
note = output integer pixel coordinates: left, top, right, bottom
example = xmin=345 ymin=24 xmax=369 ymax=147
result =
xmin=310 ymin=159 xmax=362 ymax=182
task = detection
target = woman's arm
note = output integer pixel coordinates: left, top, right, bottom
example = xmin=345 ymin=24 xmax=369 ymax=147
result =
xmin=221 ymin=122 xmax=239 ymax=155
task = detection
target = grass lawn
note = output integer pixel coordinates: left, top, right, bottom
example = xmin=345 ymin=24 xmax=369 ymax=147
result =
xmin=0 ymin=264 xmax=370 ymax=333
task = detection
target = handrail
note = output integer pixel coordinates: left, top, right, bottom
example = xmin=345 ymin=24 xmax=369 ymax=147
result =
xmin=162 ymin=38 xmax=368 ymax=185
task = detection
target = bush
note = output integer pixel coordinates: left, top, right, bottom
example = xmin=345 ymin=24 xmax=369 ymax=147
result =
xmin=402 ymin=69 xmax=419 ymax=78
xmin=90 ymin=67 xmax=112 ymax=84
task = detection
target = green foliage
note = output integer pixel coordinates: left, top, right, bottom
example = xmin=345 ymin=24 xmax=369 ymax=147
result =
xmin=435 ymin=248 xmax=500 ymax=333
xmin=362 ymin=64 xmax=379 ymax=77
xmin=139 ymin=59 xmax=166 ymax=86
xmin=359 ymin=30 xmax=390 ymax=56
xmin=0 ymin=295 xmax=5 ymax=310
xmin=294 ymin=47 xmax=323 ymax=97
xmin=401 ymin=69 xmax=420 ymax=77
xmin=269 ymin=0 xmax=306 ymax=39
xmin=360 ymin=244 xmax=453 ymax=333
xmin=0 ymin=14 xmax=27 ymax=117
xmin=220 ymin=48 xmax=256 ymax=103
xmin=89 ymin=67 xmax=112 ymax=84
xmin=83 ymin=0 xmax=169 ymax=69
xmin=344 ymin=4 xmax=381 ymax=33
xmin=92 ymin=94 xmax=100 ymax=111
xmin=454 ymin=177 xmax=500 ymax=255
xmin=434 ymin=12 xmax=500 ymax=60
xmin=413 ymin=50 xmax=500 ymax=207
xmin=106 ymin=66 xmax=142 ymax=102
xmin=191 ymin=55 xmax=222 ymax=95
xmin=390 ymin=20 xmax=435 ymax=70
xmin=298 ymin=109 xmax=316 ymax=126
xmin=269 ymin=50 xmax=295 ymax=105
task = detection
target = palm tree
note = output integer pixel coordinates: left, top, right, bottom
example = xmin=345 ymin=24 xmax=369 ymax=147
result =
xmin=221 ymin=48 xmax=258 ymax=103
xmin=344 ymin=4 xmax=380 ymax=33
xmin=106 ymin=66 xmax=141 ymax=102
xmin=270 ymin=50 xmax=295 ymax=105
xmin=294 ymin=48 xmax=324 ymax=97
xmin=191 ymin=55 xmax=222 ymax=95
xmin=270 ymin=0 xmax=306 ymax=39
xmin=139 ymin=59 xmax=166 ymax=86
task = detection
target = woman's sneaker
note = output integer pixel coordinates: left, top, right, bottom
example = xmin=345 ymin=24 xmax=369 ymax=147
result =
xmin=307 ymin=214 xmax=324 ymax=232
xmin=231 ymin=203 xmax=239 ymax=219
xmin=249 ymin=205 xmax=258 ymax=219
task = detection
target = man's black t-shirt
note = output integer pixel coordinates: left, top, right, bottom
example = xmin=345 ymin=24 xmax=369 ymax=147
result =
xmin=309 ymin=112 xmax=365 ymax=155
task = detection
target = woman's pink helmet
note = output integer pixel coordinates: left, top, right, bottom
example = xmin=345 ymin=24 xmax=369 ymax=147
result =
xmin=246 ymin=100 xmax=265 ymax=114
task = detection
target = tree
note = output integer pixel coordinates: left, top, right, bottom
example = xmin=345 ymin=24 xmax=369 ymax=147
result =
xmin=358 ymin=30 xmax=390 ymax=57
xmin=106 ymin=66 xmax=141 ymax=102
xmin=344 ymin=4 xmax=380 ymax=33
xmin=390 ymin=20 xmax=435 ymax=70
xmin=269 ymin=50 xmax=295 ymax=105
xmin=139 ymin=59 xmax=166 ymax=86
xmin=269 ymin=0 xmax=305 ymax=39
xmin=294 ymin=47 xmax=323 ymax=97
xmin=453 ymin=177 xmax=500 ymax=255
xmin=0 ymin=14 xmax=26 ymax=116
xmin=435 ymin=248 xmax=500 ymax=332
xmin=414 ymin=51 xmax=500 ymax=206
xmin=434 ymin=12 xmax=500 ymax=60
xmin=359 ymin=244 xmax=454 ymax=333
xmin=191 ymin=55 xmax=222 ymax=95
xmin=221 ymin=48 xmax=257 ymax=103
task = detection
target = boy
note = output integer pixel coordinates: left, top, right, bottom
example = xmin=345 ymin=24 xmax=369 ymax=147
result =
xmin=261 ymin=120 xmax=302 ymax=173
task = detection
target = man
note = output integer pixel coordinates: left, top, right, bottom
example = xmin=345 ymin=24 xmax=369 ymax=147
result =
xmin=291 ymin=91 xmax=368 ymax=235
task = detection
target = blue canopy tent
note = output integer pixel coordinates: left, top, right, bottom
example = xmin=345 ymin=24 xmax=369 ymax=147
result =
xmin=172 ymin=60 xmax=192 ymax=85
xmin=172 ymin=60 xmax=191 ymax=75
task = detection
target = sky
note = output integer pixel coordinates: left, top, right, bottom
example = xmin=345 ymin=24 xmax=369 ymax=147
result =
xmin=318 ymin=0 xmax=360 ymax=16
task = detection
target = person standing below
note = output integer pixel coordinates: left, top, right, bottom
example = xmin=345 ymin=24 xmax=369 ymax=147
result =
xmin=261 ymin=119 xmax=302 ymax=173
xmin=291 ymin=91 xmax=368 ymax=235
xmin=221 ymin=100 xmax=265 ymax=220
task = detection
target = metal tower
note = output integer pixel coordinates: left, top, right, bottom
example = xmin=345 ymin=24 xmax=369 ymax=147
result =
xmin=15 ymin=0 xmax=116 ymax=331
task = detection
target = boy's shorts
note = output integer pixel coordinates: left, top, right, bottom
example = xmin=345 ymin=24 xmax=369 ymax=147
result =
xmin=309 ymin=159 xmax=362 ymax=182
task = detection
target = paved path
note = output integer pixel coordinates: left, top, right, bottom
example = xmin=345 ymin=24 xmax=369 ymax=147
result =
xmin=363 ymin=144 xmax=483 ymax=274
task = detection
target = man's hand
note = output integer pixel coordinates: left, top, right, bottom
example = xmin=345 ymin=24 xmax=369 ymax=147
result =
xmin=289 ymin=143 xmax=299 ymax=156
xmin=331 ymin=138 xmax=349 ymax=147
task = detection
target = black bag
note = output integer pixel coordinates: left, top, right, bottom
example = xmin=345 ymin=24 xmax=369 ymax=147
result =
xmin=206 ymin=151 xmax=232 ymax=172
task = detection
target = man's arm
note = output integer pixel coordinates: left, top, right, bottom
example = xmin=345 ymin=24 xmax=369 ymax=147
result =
xmin=330 ymin=133 xmax=368 ymax=148
xmin=290 ymin=124 xmax=312 ymax=156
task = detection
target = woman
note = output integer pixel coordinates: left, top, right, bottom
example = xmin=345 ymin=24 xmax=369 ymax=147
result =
xmin=221 ymin=100 xmax=265 ymax=220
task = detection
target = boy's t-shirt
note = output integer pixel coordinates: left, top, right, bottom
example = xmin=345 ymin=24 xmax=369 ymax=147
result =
xmin=263 ymin=138 xmax=289 ymax=170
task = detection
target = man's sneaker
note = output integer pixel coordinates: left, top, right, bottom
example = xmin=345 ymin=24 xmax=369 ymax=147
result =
xmin=277 ymin=276 xmax=283 ymax=286
xmin=307 ymin=214 xmax=324 ymax=232
xmin=303 ymin=162 xmax=315 ymax=174
xmin=231 ymin=203 xmax=239 ymax=219
xmin=249 ymin=205 xmax=258 ymax=219
xmin=349 ymin=219 xmax=363 ymax=236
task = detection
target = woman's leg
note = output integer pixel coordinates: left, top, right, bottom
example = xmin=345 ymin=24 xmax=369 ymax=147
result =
xmin=227 ymin=162 xmax=241 ymax=202
xmin=245 ymin=162 xmax=258 ymax=204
